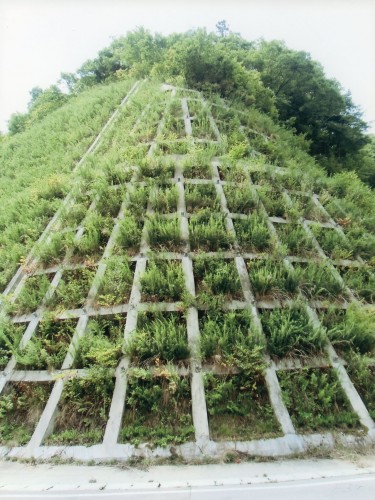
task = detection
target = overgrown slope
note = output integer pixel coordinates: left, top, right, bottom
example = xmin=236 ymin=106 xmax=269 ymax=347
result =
xmin=0 ymin=79 xmax=134 ymax=290
xmin=0 ymin=81 xmax=375 ymax=460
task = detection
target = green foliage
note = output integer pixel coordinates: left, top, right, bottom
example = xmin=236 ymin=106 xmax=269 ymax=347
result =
xmin=340 ymin=264 xmax=375 ymax=303
xmin=258 ymin=186 xmax=288 ymax=218
xmin=199 ymin=310 xmax=265 ymax=366
xmin=51 ymin=267 xmax=96 ymax=310
xmin=185 ymin=183 xmax=220 ymax=212
xmin=151 ymin=185 xmax=178 ymax=213
xmin=0 ymin=382 xmax=52 ymax=446
xmin=311 ymin=225 xmax=352 ymax=260
xmin=120 ymin=370 xmax=194 ymax=447
xmin=117 ymin=211 xmax=143 ymax=253
xmin=261 ymin=304 xmax=326 ymax=358
xmin=189 ymin=209 xmax=233 ymax=251
xmin=0 ymin=318 xmax=24 ymax=368
xmin=278 ymin=368 xmax=361 ymax=431
xmin=204 ymin=372 xmax=280 ymax=440
xmin=0 ymin=79 xmax=132 ymax=291
xmin=141 ymin=260 xmax=185 ymax=301
xmin=346 ymin=352 xmax=375 ymax=420
xmin=296 ymin=262 xmax=345 ymax=299
xmin=125 ymin=313 xmax=189 ymax=364
xmin=47 ymin=369 xmax=114 ymax=445
xmin=248 ymin=258 xmax=300 ymax=299
xmin=36 ymin=232 xmax=68 ymax=266
xmin=73 ymin=210 xmax=113 ymax=258
xmin=321 ymin=304 xmax=375 ymax=354
xmin=275 ymin=223 xmax=316 ymax=258
xmin=194 ymin=258 xmax=242 ymax=304
xmin=224 ymin=184 xmax=258 ymax=214
xmin=15 ymin=318 xmax=76 ymax=370
xmin=75 ymin=316 xmax=125 ymax=368
xmin=97 ymin=255 xmax=133 ymax=306
xmin=146 ymin=215 xmax=182 ymax=250
xmin=234 ymin=212 xmax=271 ymax=252
xmin=13 ymin=274 xmax=51 ymax=315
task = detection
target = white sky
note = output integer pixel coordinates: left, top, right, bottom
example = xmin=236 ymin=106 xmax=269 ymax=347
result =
xmin=0 ymin=0 xmax=374 ymax=133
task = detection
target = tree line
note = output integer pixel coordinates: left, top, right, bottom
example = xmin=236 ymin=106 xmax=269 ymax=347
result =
xmin=6 ymin=23 xmax=375 ymax=186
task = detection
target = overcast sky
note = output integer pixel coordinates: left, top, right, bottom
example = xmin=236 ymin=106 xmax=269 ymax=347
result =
xmin=0 ymin=0 xmax=374 ymax=133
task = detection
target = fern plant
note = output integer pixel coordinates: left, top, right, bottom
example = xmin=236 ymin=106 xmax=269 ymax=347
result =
xmin=141 ymin=260 xmax=185 ymax=302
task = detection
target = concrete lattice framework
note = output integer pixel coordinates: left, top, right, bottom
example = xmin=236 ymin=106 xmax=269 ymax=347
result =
xmin=1 ymin=81 xmax=374 ymax=462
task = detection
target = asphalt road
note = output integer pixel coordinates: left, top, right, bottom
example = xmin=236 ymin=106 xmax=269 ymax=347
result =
xmin=1 ymin=474 xmax=375 ymax=500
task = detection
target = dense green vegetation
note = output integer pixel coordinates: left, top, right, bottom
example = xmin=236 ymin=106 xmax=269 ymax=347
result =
xmin=1 ymin=24 xmax=375 ymax=453
xmin=8 ymin=24 xmax=372 ymax=183
xmin=0 ymin=79 xmax=133 ymax=290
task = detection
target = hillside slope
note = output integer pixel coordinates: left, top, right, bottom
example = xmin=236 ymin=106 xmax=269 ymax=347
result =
xmin=0 ymin=80 xmax=375 ymax=462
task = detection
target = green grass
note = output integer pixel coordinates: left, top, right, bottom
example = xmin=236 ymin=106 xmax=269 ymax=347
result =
xmin=194 ymin=258 xmax=243 ymax=305
xmin=320 ymin=304 xmax=375 ymax=355
xmin=295 ymin=262 xmax=345 ymax=300
xmin=151 ymin=185 xmax=179 ymax=213
xmin=247 ymin=258 xmax=300 ymax=299
xmin=223 ymin=184 xmax=258 ymax=214
xmin=12 ymin=273 xmax=52 ymax=315
xmin=15 ymin=318 xmax=76 ymax=370
xmin=97 ymin=255 xmax=134 ymax=306
xmin=339 ymin=264 xmax=375 ymax=303
xmin=311 ymin=225 xmax=353 ymax=260
xmin=185 ymin=183 xmax=220 ymax=212
xmin=0 ymin=319 xmax=25 ymax=368
xmin=50 ymin=267 xmax=96 ymax=310
xmin=0 ymin=79 xmax=134 ymax=292
xmin=146 ymin=215 xmax=182 ymax=251
xmin=275 ymin=223 xmax=317 ymax=258
xmin=75 ymin=316 xmax=125 ymax=368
